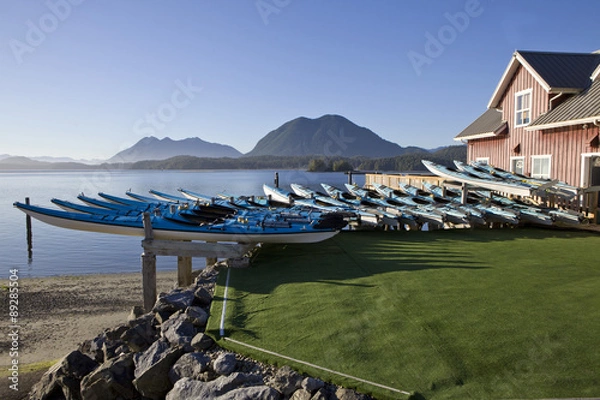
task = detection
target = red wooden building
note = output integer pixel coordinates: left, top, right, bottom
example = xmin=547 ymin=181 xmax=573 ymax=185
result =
xmin=455 ymin=50 xmax=600 ymax=189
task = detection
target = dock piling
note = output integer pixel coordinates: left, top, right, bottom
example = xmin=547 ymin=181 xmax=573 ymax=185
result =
xmin=25 ymin=197 xmax=33 ymax=260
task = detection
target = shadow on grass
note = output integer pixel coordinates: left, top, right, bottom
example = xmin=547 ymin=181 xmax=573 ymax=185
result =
xmin=225 ymin=230 xmax=501 ymax=295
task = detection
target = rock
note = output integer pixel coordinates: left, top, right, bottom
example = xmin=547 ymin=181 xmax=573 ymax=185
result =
xmin=310 ymin=388 xmax=330 ymax=400
xmin=80 ymin=353 xmax=138 ymax=400
xmin=153 ymin=289 xmax=195 ymax=314
xmin=185 ymin=305 xmax=209 ymax=327
xmin=128 ymin=305 xmax=145 ymax=323
xmin=165 ymin=373 xmax=263 ymax=400
xmin=301 ymin=376 xmax=325 ymax=393
xmin=218 ymin=385 xmax=281 ymax=399
xmin=102 ymin=340 xmax=126 ymax=361
xmin=291 ymin=388 xmax=313 ymax=400
xmin=193 ymin=286 xmax=213 ymax=306
xmin=87 ymin=333 xmax=107 ymax=363
xmin=121 ymin=319 xmax=157 ymax=352
xmin=133 ymin=339 xmax=185 ymax=400
xmin=270 ymin=365 xmax=303 ymax=396
xmin=213 ymin=352 xmax=237 ymax=375
xmin=169 ymin=352 xmax=211 ymax=384
xmin=161 ymin=312 xmax=196 ymax=349
xmin=191 ymin=332 xmax=215 ymax=351
xmin=30 ymin=350 xmax=98 ymax=400
xmin=334 ymin=387 xmax=370 ymax=400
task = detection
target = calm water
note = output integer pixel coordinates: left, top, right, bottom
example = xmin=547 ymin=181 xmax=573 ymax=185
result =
xmin=1 ymin=169 xmax=362 ymax=278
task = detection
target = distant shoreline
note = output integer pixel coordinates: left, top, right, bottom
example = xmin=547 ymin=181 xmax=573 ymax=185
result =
xmin=0 ymin=145 xmax=467 ymax=172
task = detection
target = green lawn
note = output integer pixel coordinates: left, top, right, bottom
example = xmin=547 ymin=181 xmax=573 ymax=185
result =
xmin=207 ymin=228 xmax=600 ymax=399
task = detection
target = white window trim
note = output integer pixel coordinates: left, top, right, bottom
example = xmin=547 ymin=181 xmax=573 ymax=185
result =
xmin=581 ymin=152 xmax=600 ymax=187
xmin=514 ymin=88 xmax=532 ymax=128
xmin=531 ymin=154 xmax=552 ymax=179
xmin=475 ymin=157 xmax=489 ymax=164
xmin=510 ymin=156 xmax=525 ymax=174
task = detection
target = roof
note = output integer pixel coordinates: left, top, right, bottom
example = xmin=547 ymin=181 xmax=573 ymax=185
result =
xmin=454 ymin=109 xmax=507 ymax=141
xmin=527 ymin=78 xmax=600 ymax=130
xmin=488 ymin=50 xmax=600 ymax=109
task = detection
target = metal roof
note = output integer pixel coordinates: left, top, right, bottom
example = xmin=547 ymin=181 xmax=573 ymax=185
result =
xmin=518 ymin=51 xmax=600 ymax=90
xmin=454 ymin=109 xmax=507 ymax=140
xmin=488 ymin=50 xmax=600 ymax=109
xmin=528 ymin=79 xmax=600 ymax=129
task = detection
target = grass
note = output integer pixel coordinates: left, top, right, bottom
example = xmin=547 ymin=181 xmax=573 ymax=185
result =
xmin=207 ymin=228 xmax=600 ymax=399
xmin=0 ymin=359 xmax=58 ymax=378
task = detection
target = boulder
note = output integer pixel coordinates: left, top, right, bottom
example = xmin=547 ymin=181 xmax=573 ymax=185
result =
xmin=102 ymin=340 xmax=127 ymax=361
xmin=165 ymin=373 xmax=263 ymax=400
xmin=218 ymin=385 xmax=281 ymax=399
xmin=121 ymin=318 xmax=157 ymax=352
xmin=161 ymin=312 xmax=196 ymax=349
xmin=191 ymin=332 xmax=215 ymax=351
xmin=269 ymin=365 xmax=303 ymax=396
xmin=133 ymin=339 xmax=185 ymax=400
xmin=185 ymin=305 xmax=209 ymax=327
xmin=128 ymin=305 xmax=146 ymax=323
xmin=334 ymin=387 xmax=370 ymax=400
xmin=80 ymin=353 xmax=138 ymax=400
xmin=30 ymin=350 xmax=98 ymax=400
xmin=301 ymin=376 xmax=325 ymax=393
xmin=213 ymin=352 xmax=237 ymax=375
xmin=193 ymin=286 xmax=213 ymax=306
xmin=310 ymin=388 xmax=330 ymax=400
xmin=291 ymin=388 xmax=313 ymax=400
xmin=169 ymin=352 xmax=211 ymax=384
xmin=153 ymin=289 xmax=195 ymax=314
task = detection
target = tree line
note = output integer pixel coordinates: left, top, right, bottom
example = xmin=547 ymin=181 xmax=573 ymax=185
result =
xmin=103 ymin=145 xmax=466 ymax=172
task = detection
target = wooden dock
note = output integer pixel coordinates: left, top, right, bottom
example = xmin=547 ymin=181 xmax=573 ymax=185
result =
xmin=141 ymin=213 xmax=255 ymax=311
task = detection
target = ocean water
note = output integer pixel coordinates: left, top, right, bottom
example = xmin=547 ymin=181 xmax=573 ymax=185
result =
xmin=1 ymin=169 xmax=362 ymax=278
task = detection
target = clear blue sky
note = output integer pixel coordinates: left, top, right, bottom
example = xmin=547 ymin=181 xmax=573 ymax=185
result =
xmin=1 ymin=0 xmax=599 ymax=160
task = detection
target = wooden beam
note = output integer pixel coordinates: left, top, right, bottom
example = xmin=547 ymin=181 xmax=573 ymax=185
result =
xmin=141 ymin=239 xmax=254 ymax=258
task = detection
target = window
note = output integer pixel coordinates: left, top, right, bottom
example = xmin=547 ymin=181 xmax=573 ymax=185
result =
xmin=475 ymin=157 xmax=489 ymax=165
xmin=510 ymin=157 xmax=524 ymax=175
xmin=531 ymin=155 xmax=551 ymax=179
xmin=515 ymin=89 xmax=532 ymax=127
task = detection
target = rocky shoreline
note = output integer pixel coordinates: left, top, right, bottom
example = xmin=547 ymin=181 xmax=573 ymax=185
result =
xmin=28 ymin=264 xmax=382 ymax=400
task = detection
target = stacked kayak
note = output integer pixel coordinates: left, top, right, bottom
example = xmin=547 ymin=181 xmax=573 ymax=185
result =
xmin=13 ymin=190 xmax=348 ymax=244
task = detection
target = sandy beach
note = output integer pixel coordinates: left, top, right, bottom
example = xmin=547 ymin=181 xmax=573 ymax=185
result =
xmin=1 ymin=271 xmax=180 ymax=398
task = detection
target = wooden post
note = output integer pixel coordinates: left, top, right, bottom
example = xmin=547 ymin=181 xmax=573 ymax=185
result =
xmin=461 ymin=182 xmax=468 ymax=205
xmin=177 ymin=255 xmax=192 ymax=287
xmin=142 ymin=213 xmax=156 ymax=312
xmin=206 ymin=241 xmax=217 ymax=267
xmin=25 ymin=197 xmax=32 ymax=260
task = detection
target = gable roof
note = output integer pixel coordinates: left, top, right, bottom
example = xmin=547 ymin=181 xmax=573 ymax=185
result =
xmin=527 ymin=78 xmax=600 ymax=130
xmin=454 ymin=109 xmax=507 ymax=141
xmin=488 ymin=50 xmax=600 ymax=109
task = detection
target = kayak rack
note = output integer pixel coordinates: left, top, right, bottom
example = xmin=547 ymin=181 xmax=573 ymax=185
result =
xmin=141 ymin=213 xmax=256 ymax=312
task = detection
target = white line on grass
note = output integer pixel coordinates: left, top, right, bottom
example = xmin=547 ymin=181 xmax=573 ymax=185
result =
xmin=222 ymin=336 xmax=412 ymax=397
xmin=219 ymin=267 xmax=231 ymax=337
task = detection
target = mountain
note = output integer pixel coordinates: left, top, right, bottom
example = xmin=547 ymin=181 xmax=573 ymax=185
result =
xmin=107 ymin=137 xmax=242 ymax=163
xmin=0 ymin=156 xmax=93 ymax=169
xmin=246 ymin=114 xmax=420 ymax=157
